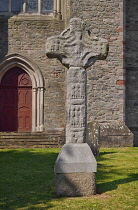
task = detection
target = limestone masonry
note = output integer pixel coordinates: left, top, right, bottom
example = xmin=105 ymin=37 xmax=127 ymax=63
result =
xmin=0 ymin=0 xmax=137 ymax=148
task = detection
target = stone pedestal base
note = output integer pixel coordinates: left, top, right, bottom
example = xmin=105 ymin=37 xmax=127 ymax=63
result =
xmin=55 ymin=172 xmax=96 ymax=196
xmin=54 ymin=143 xmax=97 ymax=197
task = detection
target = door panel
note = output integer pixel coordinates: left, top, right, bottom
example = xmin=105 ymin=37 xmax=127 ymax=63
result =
xmin=0 ymin=88 xmax=17 ymax=131
xmin=18 ymin=89 xmax=32 ymax=132
xmin=0 ymin=67 xmax=32 ymax=132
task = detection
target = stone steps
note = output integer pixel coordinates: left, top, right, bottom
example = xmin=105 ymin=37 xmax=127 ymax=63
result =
xmin=0 ymin=131 xmax=65 ymax=149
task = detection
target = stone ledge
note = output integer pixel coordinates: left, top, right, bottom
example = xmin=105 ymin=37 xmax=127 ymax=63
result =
xmin=100 ymin=123 xmax=134 ymax=147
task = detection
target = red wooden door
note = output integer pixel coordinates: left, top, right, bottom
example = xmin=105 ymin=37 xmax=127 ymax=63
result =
xmin=0 ymin=67 xmax=32 ymax=132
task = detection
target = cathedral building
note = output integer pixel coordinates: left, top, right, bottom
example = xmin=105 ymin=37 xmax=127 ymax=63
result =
xmin=0 ymin=0 xmax=137 ymax=148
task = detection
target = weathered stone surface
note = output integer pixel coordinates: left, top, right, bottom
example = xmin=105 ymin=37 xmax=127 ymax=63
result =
xmin=46 ymin=18 xmax=102 ymax=197
xmin=69 ymin=0 xmax=125 ymax=127
xmin=0 ymin=131 xmax=65 ymax=149
xmin=87 ymin=122 xmax=134 ymax=148
xmin=100 ymin=123 xmax=134 ymax=147
xmin=46 ymin=18 xmax=108 ymax=144
xmin=54 ymin=143 xmax=97 ymax=196
xmin=55 ymin=172 xmax=96 ymax=196
xmin=87 ymin=121 xmax=100 ymax=156
xmin=46 ymin=18 xmax=108 ymax=68
xmin=54 ymin=143 xmax=97 ymax=173
xmin=66 ymin=67 xmax=86 ymax=143
xmin=0 ymin=1 xmax=136 ymax=147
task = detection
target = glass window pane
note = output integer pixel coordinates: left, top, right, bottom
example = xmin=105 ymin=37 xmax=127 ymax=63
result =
xmin=0 ymin=0 xmax=9 ymax=12
xmin=42 ymin=0 xmax=53 ymax=12
xmin=11 ymin=0 xmax=24 ymax=12
xmin=26 ymin=0 xmax=38 ymax=12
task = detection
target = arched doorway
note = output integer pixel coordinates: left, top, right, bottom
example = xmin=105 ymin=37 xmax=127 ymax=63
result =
xmin=0 ymin=54 xmax=44 ymax=132
xmin=0 ymin=67 xmax=32 ymax=132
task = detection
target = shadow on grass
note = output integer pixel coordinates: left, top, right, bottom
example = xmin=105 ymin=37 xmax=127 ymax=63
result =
xmin=96 ymin=149 xmax=138 ymax=194
xmin=0 ymin=148 xmax=137 ymax=209
xmin=0 ymin=149 xmax=60 ymax=210
xmin=99 ymin=151 xmax=117 ymax=156
xmin=97 ymin=173 xmax=137 ymax=194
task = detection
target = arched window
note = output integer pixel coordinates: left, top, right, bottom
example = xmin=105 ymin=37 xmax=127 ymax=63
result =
xmin=0 ymin=0 xmax=53 ymax=14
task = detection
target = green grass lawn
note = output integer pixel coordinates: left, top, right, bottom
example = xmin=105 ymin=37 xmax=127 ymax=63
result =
xmin=0 ymin=147 xmax=138 ymax=210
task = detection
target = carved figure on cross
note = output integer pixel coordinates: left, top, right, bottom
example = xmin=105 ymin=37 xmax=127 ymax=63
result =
xmin=46 ymin=18 xmax=108 ymax=143
xmin=46 ymin=18 xmax=108 ymax=68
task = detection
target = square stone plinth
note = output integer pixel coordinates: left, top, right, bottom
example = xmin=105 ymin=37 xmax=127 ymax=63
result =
xmin=54 ymin=143 xmax=97 ymax=196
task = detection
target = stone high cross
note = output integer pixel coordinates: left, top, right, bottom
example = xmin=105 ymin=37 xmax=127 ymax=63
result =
xmin=46 ymin=18 xmax=108 ymax=144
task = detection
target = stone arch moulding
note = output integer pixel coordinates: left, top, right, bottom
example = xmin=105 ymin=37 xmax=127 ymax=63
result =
xmin=0 ymin=54 xmax=45 ymax=132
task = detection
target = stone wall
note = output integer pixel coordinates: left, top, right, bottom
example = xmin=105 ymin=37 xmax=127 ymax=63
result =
xmin=0 ymin=16 xmax=66 ymax=131
xmin=0 ymin=0 xmax=136 ymax=147
xmin=68 ymin=0 xmax=134 ymax=146
xmin=69 ymin=0 xmax=125 ymax=124
xmin=125 ymin=0 xmax=138 ymax=146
